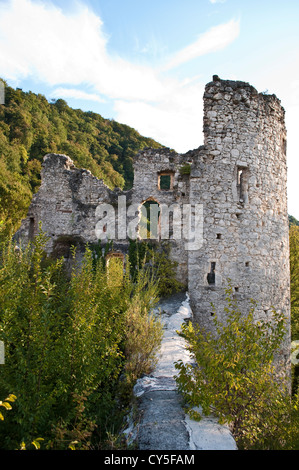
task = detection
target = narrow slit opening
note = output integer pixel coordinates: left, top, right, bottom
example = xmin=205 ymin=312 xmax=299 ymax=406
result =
xmin=207 ymin=262 xmax=216 ymax=285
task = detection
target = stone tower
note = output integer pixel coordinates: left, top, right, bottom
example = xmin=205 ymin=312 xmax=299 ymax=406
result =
xmin=188 ymin=76 xmax=290 ymax=370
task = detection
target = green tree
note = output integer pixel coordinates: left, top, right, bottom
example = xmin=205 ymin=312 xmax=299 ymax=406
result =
xmin=289 ymin=215 xmax=299 ymax=227
xmin=128 ymin=239 xmax=183 ymax=297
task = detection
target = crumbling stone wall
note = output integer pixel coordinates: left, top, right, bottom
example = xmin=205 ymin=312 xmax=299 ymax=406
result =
xmin=16 ymin=153 xmax=113 ymax=255
xmin=131 ymin=148 xmax=192 ymax=284
xmin=15 ymin=76 xmax=291 ymax=371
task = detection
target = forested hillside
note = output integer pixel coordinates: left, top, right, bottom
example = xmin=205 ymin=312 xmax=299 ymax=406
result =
xmin=289 ymin=215 xmax=299 ymax=227
xmin=0 ymin=79 xmax=163 ymax=236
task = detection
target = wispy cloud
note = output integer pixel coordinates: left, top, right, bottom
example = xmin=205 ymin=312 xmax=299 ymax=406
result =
xmin=50 ymin=88 xmax=106 ymax=103
xmin=163 ymin=19 xmax=240 ymax=71
xmin=0 ymin=0 xmax=167 ymax=102
xmin=0 ymin=0 xmax=238 ymax=151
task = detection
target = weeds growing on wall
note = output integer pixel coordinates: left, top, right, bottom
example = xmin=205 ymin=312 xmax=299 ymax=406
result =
xmin=0 ymin=229 xmax=162 ymax=449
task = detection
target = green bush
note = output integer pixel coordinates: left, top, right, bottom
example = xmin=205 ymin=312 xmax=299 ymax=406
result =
xmin=175 ymin=283 xmax=296 ymax=449
xmin=0 ymin=230 xmax=162 ymax=449
xmin=0 ymin=394 xmax=16 ymax=421
xmin=124 ymin=296 xmax=163 ymax=385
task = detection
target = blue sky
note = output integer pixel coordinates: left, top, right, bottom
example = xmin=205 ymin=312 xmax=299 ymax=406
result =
xmin=0 ymin=0 xmax=298 ymax=217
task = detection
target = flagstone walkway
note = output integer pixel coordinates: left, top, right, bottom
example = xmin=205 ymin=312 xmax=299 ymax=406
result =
xmin=125 ymin=292 xmax=237 ymax=451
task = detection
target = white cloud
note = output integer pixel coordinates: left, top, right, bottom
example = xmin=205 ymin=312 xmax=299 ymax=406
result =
xmin=0 ymin=0 xmax=170 ymax=102
xmin=0 ymin=0 xmax=107 ymax=84
xmin=114 ymin=82 xmax=205 ymax=152
xmin=50 ymin=88 xmax=106 ymax=103
xmin=163 ymin=19 xmax=240 ymax=71
xmin=209 ymin=0 xmax=227 ymax=4
xmin=0 ymin=0 xmax=238 ymax=153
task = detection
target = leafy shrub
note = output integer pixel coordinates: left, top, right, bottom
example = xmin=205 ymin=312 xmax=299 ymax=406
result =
xmin=124 ymin=296 xmax=163 ymax=385
xmin=0 ymin=394 xmax=16 ymax=421
xmin=175 ymin=283 xmax=295 ymax=449
xmin=179 ymin=164 xmax=191 ymax=175
xmin=0 ymin=230 xmax=162 ymax=449
xmin=290 ymin=225 xmax=299 ymax=340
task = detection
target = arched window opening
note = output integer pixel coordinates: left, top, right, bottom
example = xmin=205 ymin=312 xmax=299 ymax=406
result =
xmin=139 ymin=198 xmax=161 ymax=240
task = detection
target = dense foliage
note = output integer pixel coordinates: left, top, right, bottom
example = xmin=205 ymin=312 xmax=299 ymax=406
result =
xmin=289 ymin=215 xmax=299 ymax=227
xmin=0 ymin=230 xmax=163 ymax=449
xmin=0 ymin=79 xmax=162 ymax=237
xmin=128 ymin=239 xmax=184 ymax=297
xmin=290 ymin=225 xmax=299 ymax=341
xmin=290 ymin=225 xmax=299 ymax=398
xmin=175 ymin=283 xmax=299 ymax=449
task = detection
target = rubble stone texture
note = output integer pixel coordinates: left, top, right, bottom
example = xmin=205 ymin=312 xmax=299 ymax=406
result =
xmin=16 ymin=76 xmax=291 ymax=373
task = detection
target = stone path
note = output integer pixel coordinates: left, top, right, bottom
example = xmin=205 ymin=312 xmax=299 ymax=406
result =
xmin=125 ymin=292 xmax=237 ymax=451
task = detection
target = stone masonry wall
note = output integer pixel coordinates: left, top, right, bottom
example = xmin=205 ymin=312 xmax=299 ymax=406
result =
xmin=16 ymin=153 xmax=113 ymax=256
xmin=131 ymin=148 xmax=192 ymax=284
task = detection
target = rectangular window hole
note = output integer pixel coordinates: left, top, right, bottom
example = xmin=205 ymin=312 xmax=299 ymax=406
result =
xmin=29 ymin=217 xmax=35 ymax=240
xmin=158 ymin=172 xmax=174 ymax=190
xmin=234 ymin=287 xmax=239 ymax=292
xmin=282 ymin=138 xmax=287 ymax=155
xmin=245 ymin=261 xmax=250 ymax=267
xmin=160 ymin=174 xmax=171 ymax=189
xmin=236 ymin=165 xmax=249 ymax=203
xmin=216 ymin=233 xmax=222 ymax=239
xmin=207 ymin=262 xmax=216 ymax=285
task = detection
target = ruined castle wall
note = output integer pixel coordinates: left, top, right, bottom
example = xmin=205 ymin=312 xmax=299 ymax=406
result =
xmin=188 ymin=76 xmax=290 ymax=368
xmin=131 ymin=148 xmax=192 ymax=285
xmin=16 ymin=153 xmax=115 ymax=255
xmin=15 ymin=77 xmax=291 ymax=371
xmin=16 ymin=150 xmax=191 ymax=284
